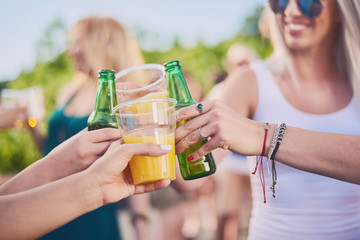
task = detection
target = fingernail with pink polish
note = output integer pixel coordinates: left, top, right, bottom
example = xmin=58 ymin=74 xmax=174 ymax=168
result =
xmin=188 ymin=155 xmax=194 ymax=161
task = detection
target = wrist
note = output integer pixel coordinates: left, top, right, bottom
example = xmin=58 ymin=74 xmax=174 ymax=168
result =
xmin=33 ymin=155 xmax=60 ymax=183
xmin=42 ymin=152 xmax=66 ymax=182
xmin=79 ymin=170 xmax=104 ymax=210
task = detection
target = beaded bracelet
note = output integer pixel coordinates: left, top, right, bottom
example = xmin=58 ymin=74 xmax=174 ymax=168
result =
xmin=269 ymin=123 xmax=286 ymax=159
xmin=267 ymin=123 xmax=286 ymax=198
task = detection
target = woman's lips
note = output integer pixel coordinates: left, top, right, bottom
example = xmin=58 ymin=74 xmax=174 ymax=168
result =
xmin=284 ymin=21 xmax=311 ymax=35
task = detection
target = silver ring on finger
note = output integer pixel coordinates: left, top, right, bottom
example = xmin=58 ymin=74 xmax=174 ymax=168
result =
xmin=198 ymin=127 xmax=207 ymax=141
xmin=196 ymin=102 xmax=203 ymax=115
xmin=182 ymin=137 xmax=190 ymax=147
xmin=176 ymin=111 xmax=182 ymax=121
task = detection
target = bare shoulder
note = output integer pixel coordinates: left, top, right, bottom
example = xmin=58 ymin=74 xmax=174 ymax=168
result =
xmin=56 ymin=85 xmax=75 ymax=108
xmin=219 ymin=65 xmax=258 ymax=118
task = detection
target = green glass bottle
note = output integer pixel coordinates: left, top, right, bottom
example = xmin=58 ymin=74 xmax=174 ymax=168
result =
xmin=164 ymin=60 xmax=216 ymax=180
xmin=88 ymin=69 xmax=118 ymax=131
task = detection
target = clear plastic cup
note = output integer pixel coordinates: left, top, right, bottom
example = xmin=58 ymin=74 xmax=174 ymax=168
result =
xmin=113 ymin=98 xmax=177 ymax=184
xmin=115 ymin=64 xmax=167 ymax=104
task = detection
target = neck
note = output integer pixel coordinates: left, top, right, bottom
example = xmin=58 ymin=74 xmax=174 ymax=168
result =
xmin=290 ymin=44 xmax=340 ymax=84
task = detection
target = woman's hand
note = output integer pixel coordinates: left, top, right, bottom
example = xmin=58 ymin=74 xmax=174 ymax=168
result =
xmin=0 ymin=103 xmax=28 ymax=129
xmin=88 ymin=142 xmax=172 ymax=204
xmin=174 ymin=100 xmax=264 ymax=161
xmin=47 ymin=128 xmax=122 ymax=180
xmin=0 ymin=128 xmax=123 ymax=196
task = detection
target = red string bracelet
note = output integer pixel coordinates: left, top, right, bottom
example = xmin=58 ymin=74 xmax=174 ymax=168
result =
xmin=252 ymin=122 xmax=270 ymax=203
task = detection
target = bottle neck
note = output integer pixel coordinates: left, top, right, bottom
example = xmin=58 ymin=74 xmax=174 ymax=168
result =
xmin=165 ymin=66 xmax=196 ymax=107
xmin=93 ymin=78 xmax=117 ymax=113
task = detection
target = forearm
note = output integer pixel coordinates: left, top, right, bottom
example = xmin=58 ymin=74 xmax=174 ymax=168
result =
xmin=267 ymin=125 xmax=360 ymax=184
xmin=0 ymin=155 xmax=58 ymax=195
xmin=0 ymin=172 xmax=102 ymax=240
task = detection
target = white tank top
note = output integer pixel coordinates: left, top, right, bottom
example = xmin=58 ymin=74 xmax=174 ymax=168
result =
xmin=247 ymin=61 xmax=360 ymax=240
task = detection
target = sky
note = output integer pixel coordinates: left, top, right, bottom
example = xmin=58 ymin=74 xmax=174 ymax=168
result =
xmin=1 ymin=0 xmax=266 ymax=81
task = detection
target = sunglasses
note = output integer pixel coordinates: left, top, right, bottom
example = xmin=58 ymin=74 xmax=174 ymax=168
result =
xmin=269 ymin=0 xmax=327 ymax=18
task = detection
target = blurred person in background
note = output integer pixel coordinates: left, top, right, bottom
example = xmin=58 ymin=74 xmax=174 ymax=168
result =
xmin=175 ymin=0 xmax=360 ymax=239
xmin=184 ymin=72 xmax=204 ymax=103
xmin=0 ymin=101 xmax=27 ymax=130
xmin=27 ymin=16 xmax=146 ymax=240
xmin=206 ymin=43 xmax=259 ymax=100
xmin=207 ymin=43 xmax=258 ymax=240
xmin=0 ymin=102 xmax=28 ymax=186
xmin=0 ymin=100 xmax=29 ymax=185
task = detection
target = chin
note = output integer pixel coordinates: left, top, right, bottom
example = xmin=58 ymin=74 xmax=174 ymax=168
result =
xmin=75 ymin=64 xmax=88 ymax=74
xmin=284 ymin=37 xmax=311 ymax=52
xmin=286 ymin=43 xmax=305 ymax=51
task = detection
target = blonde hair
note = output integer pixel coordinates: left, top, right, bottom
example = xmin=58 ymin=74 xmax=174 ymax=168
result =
xmin=70 ymin=17 xmax=144 ymax=88
xmin=259 ymin=6 xmax=300 ymax=90
xmin=259 ymin=1 xmax=360 ymax=100
xmin=336 ymin=1 xmax=360 ymax=102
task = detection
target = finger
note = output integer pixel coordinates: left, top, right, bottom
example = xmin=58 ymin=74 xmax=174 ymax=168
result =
xmin=175 ymin=114 xmax=209 ymax=144
xmin=175 ymin=137 xmax=191 ymax=155
xmin=104 ymin=140 xmax=122 ymax=154
xmin=176 ymin=100 xmax=214 ymax=122
xmin=98 ymin=142 xmax=172 ymax=177
xmin=175 ymin=129 xmax=202 ymax=155
xmin=175 ymin=124 xmax=215 ymax=155
xmin=186 ymin=137 xmax=221 ymax=162
xmin=90 ymin=141 xmax=117 ymax=156
xmin=117 ymin=142 xmax=172 ymax=159
xmin=134 ymin=179 xmax=171 ymax=195
xmin=85 ymin=128 xmax=122 ymax=143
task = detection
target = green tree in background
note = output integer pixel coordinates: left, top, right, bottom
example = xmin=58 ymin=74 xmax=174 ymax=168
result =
xmin=0 ymin=6 xmax=272 ymax=174
xmin=0 ymin=20 xmax=74 ymax=173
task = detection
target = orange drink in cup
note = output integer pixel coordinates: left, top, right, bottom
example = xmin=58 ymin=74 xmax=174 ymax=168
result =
xmin=114 ymin=98 xmax=177 ymax=184
xmin=122 ymin=132 xmax=176 ymax=184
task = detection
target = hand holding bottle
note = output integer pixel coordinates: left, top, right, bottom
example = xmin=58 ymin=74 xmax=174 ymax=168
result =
xmin=165 ymin=60 xmax=216 ymax=180
xmin=0 ymin=128 xmax=123 ymax=196
xmin=174 ymin=99 xmax=265 ymax=160
xmin=46 ymin=128 xmax=123 ymax=180
xmin=0 ymin=137 xmax=171 ymax=240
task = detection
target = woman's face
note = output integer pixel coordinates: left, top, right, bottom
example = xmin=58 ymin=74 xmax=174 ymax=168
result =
xmin=68 ymin=37 xmax=90 ymax=74
xmin=277 ymin=0 xmax=340 ymax=51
